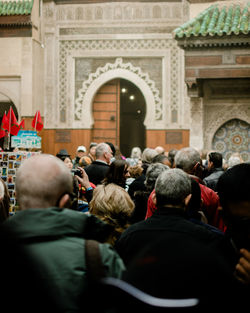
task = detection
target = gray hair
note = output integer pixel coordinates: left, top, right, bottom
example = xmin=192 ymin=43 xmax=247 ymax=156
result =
xmin=155 ymin=168 xmax=191 ymax=207
xmin=16 ymin=154 xmax=73 ymax=210
xmin=141 ymin=148 xmax=158 ymax=163
xmin=130 ymin=147 xmax=142 ymax=159
xmin=95 ymin=142 xmax=110 ymax=158
xmin=174 ymin=147 xmax=201 ymax=174
xmin=145 ymin=162 xmax=169 ymax=191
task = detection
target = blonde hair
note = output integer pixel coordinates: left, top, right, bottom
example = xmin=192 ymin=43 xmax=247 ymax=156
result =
xmin=129 ymin=165 xmax=143 ymax=178
xmin=89 ymin=183 xmax=135 ymax=245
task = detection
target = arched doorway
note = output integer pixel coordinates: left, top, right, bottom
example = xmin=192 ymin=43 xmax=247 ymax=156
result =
xmin=92 ymin=78 xmax=146 ymax=157
xmin=120 ymin=79 xmax=146 ymax=157
xmin=212 ymin=119 xmax=250 ymax=162
xmin=0 ymin=93 xmax=18 ymax=150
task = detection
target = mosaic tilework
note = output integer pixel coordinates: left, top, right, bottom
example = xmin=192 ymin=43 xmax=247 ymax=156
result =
xmin=212 ymin=119 xmax=250 ymax=162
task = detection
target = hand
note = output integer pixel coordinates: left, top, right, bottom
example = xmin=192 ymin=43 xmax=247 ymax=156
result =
xmin=193 ymin=162 xmax=205 ymax=180
xmin=235 ymin=249 xmax=250 ymax=285
xmin=75 ymin=167 xmax=91 ymax=189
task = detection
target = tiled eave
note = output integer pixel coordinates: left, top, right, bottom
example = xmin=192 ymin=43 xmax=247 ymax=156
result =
xmin=176 ymin=34 xmax=250 ymax=49
xmin=0 ymin=14 xmax=31 ymax=26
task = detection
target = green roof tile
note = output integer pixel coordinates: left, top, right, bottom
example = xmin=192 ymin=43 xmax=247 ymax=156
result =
xmin=174 ymin=2 xmax=250 ymax=39
xmin=0 ymin=0 xmax=33 ymax=16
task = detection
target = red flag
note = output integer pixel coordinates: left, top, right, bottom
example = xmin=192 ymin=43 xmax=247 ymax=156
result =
xmin=0 ymin=114 xmax=8 ymax=138
xmin=32 ymin=110 xmax=43 ymax=131
xmin=19 ymin=119 xmax=25 ymax=130
xmin=7 ymin=107 xmax=19 ymax=136
xmin=1 ymin=112 xmax=10 ymax=132
xmin=0 ymin=128 xmax=6 ymax=139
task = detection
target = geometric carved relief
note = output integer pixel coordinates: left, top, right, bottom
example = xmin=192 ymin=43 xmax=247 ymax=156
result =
xmin=75 ymin=57 xmax=162 ymax=121
xmin=58 ymin=38 xmax=179 ymax=126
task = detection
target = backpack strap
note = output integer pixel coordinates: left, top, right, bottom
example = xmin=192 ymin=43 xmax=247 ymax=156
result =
xmin=85 ymin=239 xmax=106 ymax=284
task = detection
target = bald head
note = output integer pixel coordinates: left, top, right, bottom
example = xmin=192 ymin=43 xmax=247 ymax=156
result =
xmin=16 ymin=154 xmax=73 ymax=210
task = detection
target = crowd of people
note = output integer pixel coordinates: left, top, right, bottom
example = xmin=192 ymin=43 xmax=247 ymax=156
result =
xmin=0 ymin=142 xmax=249 ymax=312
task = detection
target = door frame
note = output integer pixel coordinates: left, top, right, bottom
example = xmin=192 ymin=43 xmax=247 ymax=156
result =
xmin=75 ymin=68 xmax=158 ymax=130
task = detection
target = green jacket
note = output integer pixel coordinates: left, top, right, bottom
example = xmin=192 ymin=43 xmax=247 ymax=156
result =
xmin=3 ymin=207 xmax=125 ymax=312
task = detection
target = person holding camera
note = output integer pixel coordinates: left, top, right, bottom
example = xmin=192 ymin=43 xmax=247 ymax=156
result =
xmin=56 ymin=149 xmax=79 ymax=210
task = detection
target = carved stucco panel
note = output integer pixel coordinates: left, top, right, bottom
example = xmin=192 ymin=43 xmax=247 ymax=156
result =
xmin=75 ymin=57 xmax=162 ymax=126
xmin=56 ymin=38 xmax=181 ymax=129
xmin=189 ymin=97 xmax=204 ymax=149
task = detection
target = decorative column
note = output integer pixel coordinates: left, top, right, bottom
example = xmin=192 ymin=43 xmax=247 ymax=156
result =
xmin=188 ymin=84 xmax=204 ymax=150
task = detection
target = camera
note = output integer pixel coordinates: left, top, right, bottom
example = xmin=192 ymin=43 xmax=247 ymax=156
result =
xmin=71 ymin=169 xmax=82 ymax=177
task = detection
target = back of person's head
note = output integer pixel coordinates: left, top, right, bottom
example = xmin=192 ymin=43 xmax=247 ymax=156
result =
xmin=152 ymin=153 xmax=169 ymax=165
xmin=145 ymin=163 xmax=169 ymax=192
xmin=217 ymin=163 xmax=250 ymax=251
xmin=105 ymin=142 xmax=116 ymax=156
xmin=102 ymin=159 xmax=129 ymax=187
xmin=174 ymin=147 xmax=201 ymax=174
xmin=217 ymin=163 xmax=250 ymax=209
xmin=167 ymin=149 xmax=178 ymax=168
xmin=141 ymin=148 xmax=158 ymax=164
xmin=130 ymin=147 xmax=142 ymax=159
xmin=79 ymin=156 xmax=90 ymax=167
xmin=208 ymin=151 xmax=222 ymax=168
xmin=95 ymin=142 xmax=111 ymax=159
xmin=155 ymin=168 xmax=191 ymax=208
xmin=16 ymin=154 xmax=73 ymax=210
xmin=128 ymin=165 xmax=143 ymax=178
xmin=155 ymin=146 xmax=165 ymax=155
xmin=0 ymin=178 xmax=10 ymax=223
xmin=89 ymin=184 xmax=135 ymax=244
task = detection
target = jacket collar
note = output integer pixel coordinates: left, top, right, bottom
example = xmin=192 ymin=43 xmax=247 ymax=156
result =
xmin=154 ymin=205 xmax=186 ymax=217
xmin=2 ymin=207 xmax=112 ymax=242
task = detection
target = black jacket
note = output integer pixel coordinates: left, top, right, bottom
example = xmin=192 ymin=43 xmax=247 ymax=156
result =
xmin=84 ymin=160 xmax=110 ymax=186
xmin=115 ymin=206 xmax=225 ymax=266
xmin=203 ymin=167 xmax=224 ymax=191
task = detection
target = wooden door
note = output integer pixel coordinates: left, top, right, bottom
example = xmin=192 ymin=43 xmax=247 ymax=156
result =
xmin=92 ymin=79 xmax=120 ymax=147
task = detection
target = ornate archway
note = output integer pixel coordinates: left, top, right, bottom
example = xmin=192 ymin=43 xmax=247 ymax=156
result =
xmin=74 ymin=58 xmax=162 ymax=129
xmin=212 ymin=119 xmax=250 ymax=162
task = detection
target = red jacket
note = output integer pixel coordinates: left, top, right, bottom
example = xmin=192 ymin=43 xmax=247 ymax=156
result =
xmin=145 ymin=179 xmax=225 ymax=232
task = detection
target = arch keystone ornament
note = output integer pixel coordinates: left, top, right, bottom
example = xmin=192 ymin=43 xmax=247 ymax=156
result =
xmin=75 ymin=58 xmax=163 ymax=128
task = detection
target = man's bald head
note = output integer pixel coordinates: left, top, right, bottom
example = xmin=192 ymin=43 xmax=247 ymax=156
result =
xmin=16 ymin=154 xmax=73 ymax=210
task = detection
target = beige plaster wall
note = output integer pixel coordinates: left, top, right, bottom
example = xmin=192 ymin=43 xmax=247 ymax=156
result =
xmin=0 ymin=38 xmax=22 ymax=76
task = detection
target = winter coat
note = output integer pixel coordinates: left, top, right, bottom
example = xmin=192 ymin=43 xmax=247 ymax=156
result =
xmin=115 ymin=206 xmax=225 ymax=266
xmin=2 ymin=207 xmax=125 ymax=312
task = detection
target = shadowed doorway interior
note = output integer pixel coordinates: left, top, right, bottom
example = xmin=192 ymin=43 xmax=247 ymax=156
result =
xmin=120 ymin=79 xmax=146 ymax=157
xmin=92 ymin=79 xmax=146 ymax=158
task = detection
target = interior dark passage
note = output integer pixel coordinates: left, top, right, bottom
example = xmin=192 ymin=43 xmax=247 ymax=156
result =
xmin=119 ymin=79 xmax=146 ymax=158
